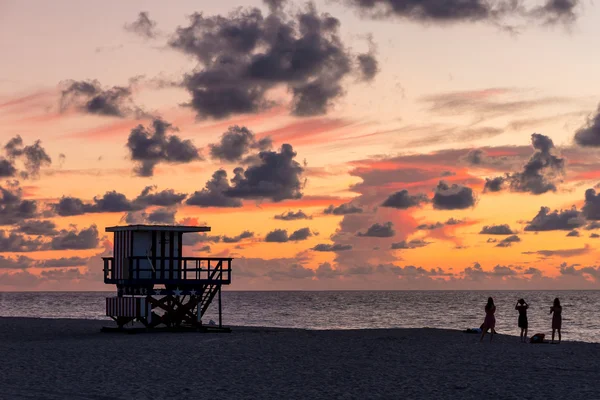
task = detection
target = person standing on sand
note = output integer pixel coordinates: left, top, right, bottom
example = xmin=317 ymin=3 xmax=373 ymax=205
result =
xmin=515 ymin=299 xmax=528 ymax=343
xmin=480 ymin=297 xmax=496 ymax=343
xmin=550 ymin=298 xmax=562 ymax=344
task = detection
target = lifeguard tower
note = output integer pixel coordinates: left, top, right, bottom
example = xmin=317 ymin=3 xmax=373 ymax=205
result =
xmin=101 ymin=224 xmax=232 ymax=332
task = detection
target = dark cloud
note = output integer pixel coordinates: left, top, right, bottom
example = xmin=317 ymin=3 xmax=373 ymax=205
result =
xmin=146 ymin=208 xmax=177 ymax=224
xmin=50 ymin=225 xmax=100 ymax=250
xmin=264 ymin=0 xmax=287 ymax=12
xmin=59 ymin=79 xmax=138 ymax=118
xmin=182 ymin=233 xmax=221 ymax=246
xmin=225 ymin=144 xmax=304 ymax=201
xmin=0 ymin=230 xmax=47 ymax=252
xmin=274 ymin=210 xmax=311 ymax=221
xmin=186 ymin=170 xmax=243 ymax=208
xmin=441 ymin=170 xmax=456 ymax=177
xmin=582 ymin=189 xmax=600 ymax=220
xmin=566 ymin=229 xmax=580 ymax=237
xmin=495 ymin=234 xmax=521 ymax=247
xmin=289 ymin=227 xmax=313 ymax=241
xmin=357 ymin=222 xmax=395 ymax=237
xmin=124 ymin=11 xmax=158 ymax=39
xmin=324 ymin=203 xmax=363 ymax=215
xmin=483 ymin=176 xmax=506 ymax=192
xmin=16 ymin=220 xmax=58 ymax=236
xmin=531 ymin=0 xmax=578 ymax=25
xmin=591 ymin=233 xmax=600 ymax=238
xmin=53 ymin=197 xmax=95 ymax=216
xmin=4 ymin=136 xmax=52 ymax=179
xmin=0 ymin=183 xmax=39 ymax=225
xmin=93 ymin=191 xmax=140 ymax=212
xmin=480 ymin=224 xmax=514 ymax=235
xmin=416 ymin=221 xmax=444 ymax=230
xmin=381 ymin=189 xmax=429 ymax=209
xmin=312 ymin=243 xmax=353 ymax=252
xmin=134 ymin=186 xmax=187 ymax=207
xmin=432 ymin=181 xmax=476 ymax=210
xmin=524 ymin=206 xmax=585 ymax=231
xmin=0 ymin=158 xmax=17 ymax=178
xmin=391 ymin=239 xmax=430 ymax=249
xmin=487 ymin=134 xmax=565 ymax=195
xmin=169 ymin=4 xmax=374 ymax=118
xmin=197 ymin=245 xmax=212 ymax=252
xmin=127 ymin=119 xmax=202 ymax=177
xmin=585 ymin=221 xmax=600 ymax=230
xmin=265 ymin=227 xmax=312 ymax=242
xmin=209 ymin=126 xmax=272 ymax=162
xmin=574 ymin=106 xmax=600 ymax=147
xmin=265 ymin=229 xmax=289 ymax=243
xmin=222 ymin=231 xmax=254 ymax=243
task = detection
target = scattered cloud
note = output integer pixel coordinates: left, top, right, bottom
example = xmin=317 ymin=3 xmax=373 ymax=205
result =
xmin=209 ymin=126 xmax=272 ymax=162
xmin=381 ymin=190 xmax=429 ymax=209
xmin=124 ymin=11 xmax=159 ymax=39
xmin=496 ymin=234 xmax=521 ymax=247
xmin=127 ymin=119 xmax=202 ymax=177
xmin=432 ymin=181 xmax=476 ymax=210
xmin=324 ymin=203 xmax=363 ymax=215
xmin=168 ymin=3 xmax=377 ymax=118
xmin=480 ymin=224 xmax=514 ymax=235
xmin=274 ymin=210 xmax=311 ymax=221
xmin=391 ymin=239 xmax=430 ymax=249
xmin=524 ymin=206 xmax=585 ymax=231
xmin=312 ymin=243 xmax=353 ymax=252
xmin=357 ymin=222 xmax=395 ymax=237
xmin=265 ymin=227 xmax=313 ymax=242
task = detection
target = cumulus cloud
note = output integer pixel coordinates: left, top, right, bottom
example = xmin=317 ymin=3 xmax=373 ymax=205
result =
xmin=0 ymin=230 xmax=47 ymax=252
xmin=127 ymin=119 xmax=202 ymax=177
xmin=324 ymin=203 xmax=363 ymax=215
xmin=134 ymin=186 xmax=187 ymax=207
xmin=591 ymin=233 xmax=600 ymax=238
xmin=312 ymin=243 xmax=353 ymax=252
xmin=574 ymin=106 xmax=600 ymax=147
xmin=432 ymin=181 xmax=476 ymax=210
xmin=566 ymin=229 xmax=580 ymax=237
xmin=59 ymin=79 xmax=139 ymax=118
xmin=4 ymin=136 xmax=52 ymax=179
xmin=524 ymin=206 xmax=585 ymax=231
xmin=357 ymin=222 xmax=395 ymax=237
xmin=50 ymin=225 xmax=100 ymax=250
xmin=486 ymin=133 xmax=565 ymax=195
xmin=274 ymin=210 xmax=311 ymax=221
xmin=381 ymin=189 xmax=429 ymax=209
xmin=582 ymin=188 xmax=600 ymax=220
xmin=0 ymin=183 xmax=39 ymax=225
xmin=391 ymin=239 xmax=430 ymax=249
xmin=483 ymin=176 xmax=506 ymax=192
xmin=265 ymin=227 xmax=312 ymax=242
xmin=222 ymin=230 xmax=254 ymax=243
xmin=15 ymin=220 xmax=58 ymax=236
xmin=124 ymin=11 xmax=158 ymax=39
xmin=186 ymin=170 xmax=243 ymax=208
xmin=124 ymin=207 xmax=177 ymax=225
xmin=225 ymin=144 xmax=304 ymax=202
xmin=209 ymin=126 xmax=272 ymax=162
xmin=495 ymin=234 xmax=521 ymax=247
xmin=480 ymin=224 xmax=514 ymax=235
xmin=168 ymin=3 xmax=376 ymax=118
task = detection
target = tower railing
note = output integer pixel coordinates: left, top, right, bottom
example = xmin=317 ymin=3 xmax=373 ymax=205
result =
xmin=102 ymin=256 xmax=232 ymax=284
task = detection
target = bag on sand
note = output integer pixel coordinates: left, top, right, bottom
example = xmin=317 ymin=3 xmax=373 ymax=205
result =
xmin=530 ymin=333 xmax=545 ymax=344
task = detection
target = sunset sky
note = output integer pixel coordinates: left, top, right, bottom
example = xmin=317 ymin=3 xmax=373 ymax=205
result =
xmin=2 ymin=0 xmax=600 ymax=290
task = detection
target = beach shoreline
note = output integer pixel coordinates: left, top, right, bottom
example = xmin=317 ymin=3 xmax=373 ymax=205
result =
xmin=1 ymin=317 xmax=598 ymax=399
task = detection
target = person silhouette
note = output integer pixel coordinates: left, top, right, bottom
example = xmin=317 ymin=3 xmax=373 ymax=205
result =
xmin=480 ymin=297 xmax=496 ymax=343
xmin=550 ymin=298 xmax=562 ymax=344
xmin=515 ymin=298 xmax=528 ymax=343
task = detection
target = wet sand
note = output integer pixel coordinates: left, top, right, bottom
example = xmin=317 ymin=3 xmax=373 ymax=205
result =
xmin=0 ymin=317 xmax=598 ymax=399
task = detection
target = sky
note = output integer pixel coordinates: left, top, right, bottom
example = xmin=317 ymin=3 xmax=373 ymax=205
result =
xmin=1 ymin=0 xmax=600 ymax=290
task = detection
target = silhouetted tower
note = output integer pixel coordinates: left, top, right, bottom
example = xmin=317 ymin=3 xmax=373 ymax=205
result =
xmin=102 ymin=224 xmax=232 ymax=331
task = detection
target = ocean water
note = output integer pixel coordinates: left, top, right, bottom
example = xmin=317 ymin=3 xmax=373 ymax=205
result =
xmin=0 ymin=290 xmax=596 ymax=342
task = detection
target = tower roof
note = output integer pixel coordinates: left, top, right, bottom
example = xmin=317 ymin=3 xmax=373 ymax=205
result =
xmin=105 ymin=224 xmax=211 ymax=233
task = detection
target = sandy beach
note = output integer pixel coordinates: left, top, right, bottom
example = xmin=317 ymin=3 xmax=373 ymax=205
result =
xmin=0 ymin=317 xmax=599 ymax=399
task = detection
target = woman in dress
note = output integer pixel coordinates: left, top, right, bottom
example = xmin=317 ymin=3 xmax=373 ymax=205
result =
xmin=480 ymin=297 xmax=496 ymax=342
xmin=515 ymin=298 xmax=528 ymax=343
xmin=550 ymin=298 xmax=562 ymax=344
